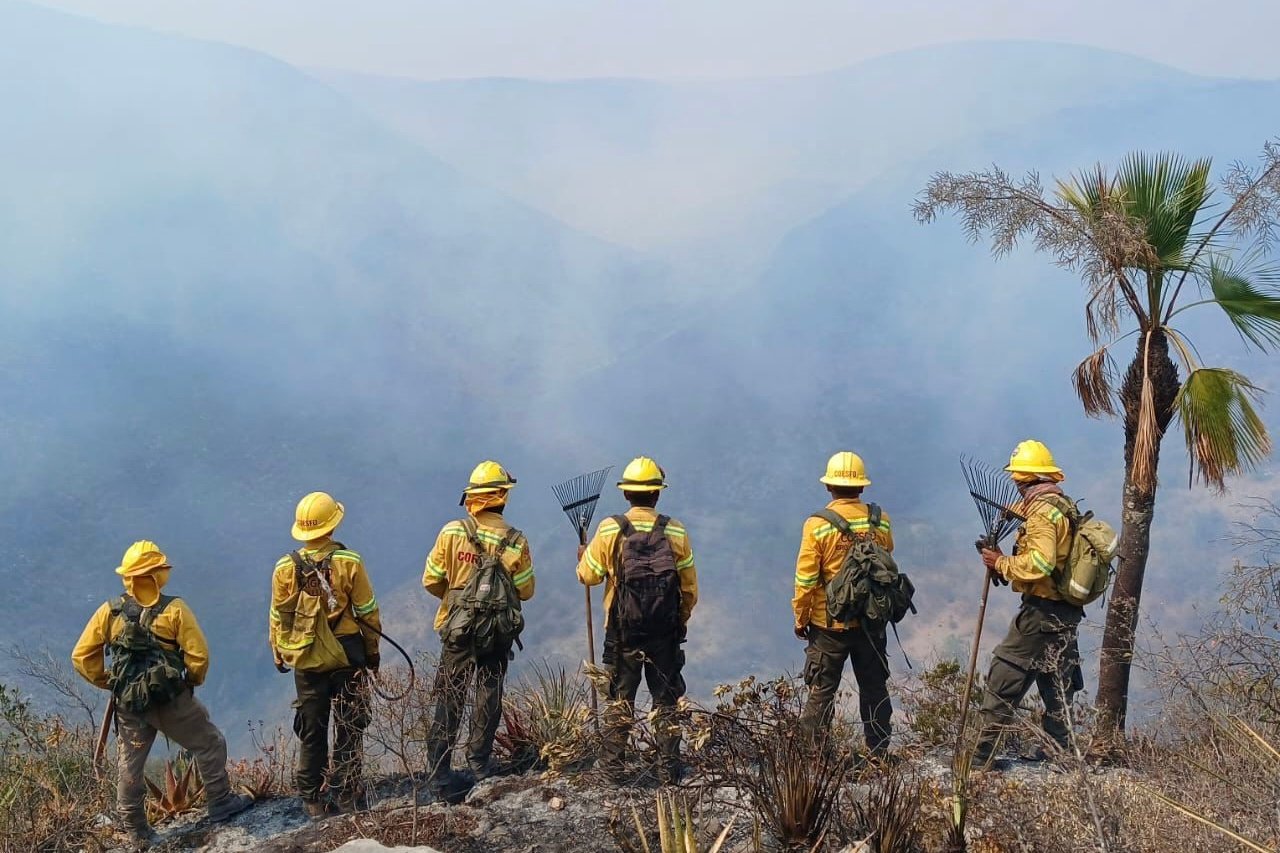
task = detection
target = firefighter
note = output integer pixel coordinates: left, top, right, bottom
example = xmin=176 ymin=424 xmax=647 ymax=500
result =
xmin=576 ymin=456 xmax=698 ymax=785
xmin=974 ymin=440 xmax=1085 ymax=768
xmin=422 ymin=461 xmax=535 ymax=798
xmin=72 ymin=541 xmax=251 ymax=850
xmin=270 ymin=492 xmax=382 ymax=818
xmin=794 ymin=452 xmax=898 ymax=759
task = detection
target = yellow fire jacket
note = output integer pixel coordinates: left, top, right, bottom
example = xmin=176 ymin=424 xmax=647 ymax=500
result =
xmin=422 ymin=510 xmax=535 ymax=632
xmin=995 ymin=497 xmax=1072 ymax=600
xmin=73 ymin=593 xmax=210 ymax=689
xmin=269 ymin=539 xmax=382 ymax=665
xmin=793 ymin=498 xmax=895 ymax=631
xmin=576 ymin=507 xmax=698 ymax=627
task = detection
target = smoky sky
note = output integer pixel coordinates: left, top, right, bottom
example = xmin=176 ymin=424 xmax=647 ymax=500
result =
xmin=28 ymin=0 xmax=1280 ymax=81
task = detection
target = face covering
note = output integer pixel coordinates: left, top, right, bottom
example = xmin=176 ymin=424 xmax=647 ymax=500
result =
xmin=463 ymin=490 xmax=508 ymax=518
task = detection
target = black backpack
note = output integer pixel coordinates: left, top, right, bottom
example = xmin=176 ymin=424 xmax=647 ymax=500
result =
xmin=609 ymin=515 xmax=682 ymax=644
xmin=813 ymin=506 xmax=916 ymax=625
xmin=106 ymin=595 xmax=189 ymax=714
xmin=440 ymin=518 xmax=526 ymax=655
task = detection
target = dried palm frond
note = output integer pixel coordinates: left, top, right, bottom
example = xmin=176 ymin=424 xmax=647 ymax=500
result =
xmin=1073 ymin=346 xmax=1120 ymax=417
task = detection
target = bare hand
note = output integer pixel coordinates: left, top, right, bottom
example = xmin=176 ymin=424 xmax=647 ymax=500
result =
xmin=577 ymin=544 xmax=587 ymax=560
xmin=980 ymin=548 xmax=1001 ymax=570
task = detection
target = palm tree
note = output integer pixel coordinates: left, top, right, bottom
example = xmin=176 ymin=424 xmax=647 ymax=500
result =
xmin=914 ymin=142 xmax=1280 ymax=734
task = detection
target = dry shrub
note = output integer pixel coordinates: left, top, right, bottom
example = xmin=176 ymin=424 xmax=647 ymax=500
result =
xmin=851 ymin=768 xmax=924 ymax=853
xmin=0 ymin=681 xmax=113 ymax=852
xmin=689 ymin=676 xmax=852 ymax=850
xmin=496 ymin=661 xmax=594 ymax=774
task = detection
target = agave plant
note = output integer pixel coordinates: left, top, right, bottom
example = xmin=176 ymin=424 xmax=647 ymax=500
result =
xmin=145 ymin=753 xmax=204 ymax=822
xmin=626 ymin=791 xmax=738 ymax=853
xmin=917 ymin=142 xmax=1280 ymax=734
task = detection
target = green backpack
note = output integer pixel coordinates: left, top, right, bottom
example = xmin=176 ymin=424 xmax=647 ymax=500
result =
xmin=1040 ymin=495 xmax=1119 ymax=607
xmin=106 ymin=595 xmax=189 ymax=714
xmin=439 ymin=518 xmax=525 ymax=655
xmin=814 ymin=506 xmax=917 ymax=625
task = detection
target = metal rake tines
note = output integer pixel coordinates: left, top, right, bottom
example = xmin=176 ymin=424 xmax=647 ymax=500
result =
xmin=552 ymin=466 xmax=613 ymax=539
xmin=960 ymin=456 xmax=1025 ymax=545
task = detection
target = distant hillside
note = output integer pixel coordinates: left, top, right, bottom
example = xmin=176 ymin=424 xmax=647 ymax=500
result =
xmin=316 ymin=42 xmax=1206 ymax=264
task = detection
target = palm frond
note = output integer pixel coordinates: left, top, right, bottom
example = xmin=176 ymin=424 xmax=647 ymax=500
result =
xmin=1116 ymin=151 xmax=1213 ymax=269
xmin=1073 ymin=346 xmax=1120 ymax=417
xmin=1206 ymin=255 xmax=1280 ymax=351
xmin=1176 ymin=368 xmax=1272 ymax=490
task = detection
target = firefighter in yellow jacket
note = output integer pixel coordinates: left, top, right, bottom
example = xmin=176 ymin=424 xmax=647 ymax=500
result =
xmin=269 ymin=492 xmax=381 ymax=818
xmin=422 ymin=461 xmax=535 ymax=795
xmin=577 ymin=456 xmax=698 ymax=784
xmin=794 ymin=452 xmax=897 ymax=756
xmin=974 ymin=440 xmax=1084 ymax=768
xmin=73 ymin=541 xmax=251 ymax=850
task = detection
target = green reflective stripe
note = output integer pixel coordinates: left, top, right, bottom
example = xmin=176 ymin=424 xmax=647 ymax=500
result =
xmin=812 ymin=519 xmax=888 ymax=541
xmin=275 ymin=556 xmax=293 ymax=570
xmin=795 ymin=574 xmax=819 ymax=588
xmin=332 ymin=549 xmax=362 ymax=562
xmin=275 ymin=636 xmax=313 ymax=651
xmin=1047 ymin=507 xmax=1064 ymax=523
xmin=676 ymin=554 xmax=695 ymax=570
xmin=269 ymin=607 xmax=281 ymax=622
xmin=585 ymin=551 xmax=607 ymax=579
xmin=425 ymin=559 xmax=447 ymax=580
xmin=353 ymin=597 xmax=377 ymax=616
xmin=512 ymin=568 xmax=534 ymax=587
xmin=1031 ymin=550 xmax=1055 ymax=576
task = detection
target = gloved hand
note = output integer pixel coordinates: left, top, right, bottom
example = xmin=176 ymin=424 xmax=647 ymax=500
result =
xmin=974 ymin=538 xmax=988 ymax=553
xmin=794 ymin=625 xmax=809 ymax=641
xmin=274 ymin=661 xmax=290 ymax=674
xmin=678 ymin=623 xmax=688 ymax=643
xmin=366 ymin=654 xmax=381 ymax=673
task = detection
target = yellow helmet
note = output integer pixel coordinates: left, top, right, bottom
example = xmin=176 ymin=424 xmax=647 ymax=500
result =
xmin=292 ymin=491 xmax=345 ymax=541
xmin=618 ymin=456 xmax=667 ymax=492
xmin=1005 ymin=440 xmax=1064 ymax=476
xmin=820 ymin=451 xmax=871 ymax=487
xmin=463 ymin=460 xmax=517 ymax=495
xmin=115 ymin=540 xmax=170 ymax=577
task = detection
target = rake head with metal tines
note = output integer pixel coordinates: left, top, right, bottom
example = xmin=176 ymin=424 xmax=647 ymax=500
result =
xmin=961 ymin=456 xmax=1025 ymax=547
xmin=552 ymin=467 xmax=613 ymax=545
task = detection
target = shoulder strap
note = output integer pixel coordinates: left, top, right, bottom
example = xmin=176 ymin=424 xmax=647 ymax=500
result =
xmin=652 ymin=515 xmax=671 ymax=541
xmin=811 ymin=508 xmax=854 ymax=538
xmin=611 ymin=514 xmax=636 ymax=538
xmin=866 ymin=503 xmax=882 ymax=530
xmin=499 ymin=525 xmax=523 ymax=552
xmin=140 ymin=595 xmax=176 ymax=630
xmin=1038 ymin=494 xmax=1080 ymax=526
xmin=459 ymin=516 xmax=487 ymax=553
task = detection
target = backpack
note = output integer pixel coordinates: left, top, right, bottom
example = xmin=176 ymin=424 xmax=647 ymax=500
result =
xmin=609 ymin=514 xmax=682 ymax=644
xmin=439 ymin=518 xmax=526 ymax=655
xmin=274 ymin=550 xmax=350 ymax=672
xmin=814 ymin=506 xmax=916 ymax=625
xmin=1039 ymin=495 xmax=1119 ymax=607
xmin=106 ymin=595 xmax=189 ymax=714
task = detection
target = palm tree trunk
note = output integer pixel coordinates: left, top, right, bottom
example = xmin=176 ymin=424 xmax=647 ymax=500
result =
xmin=1096 ymin=329 xmax=1180 ymax=735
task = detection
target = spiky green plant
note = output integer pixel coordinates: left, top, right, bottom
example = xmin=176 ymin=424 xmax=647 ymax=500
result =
xmin=625 ymin=791 xmax=738 ymax=853
xmin=916 ymin=143 xmax=1280 ymax=734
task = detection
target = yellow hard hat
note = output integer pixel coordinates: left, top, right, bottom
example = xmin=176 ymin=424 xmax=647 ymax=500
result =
xmin=1005 ymin=440 xmax=1064 ymax=476
xmin=115 ymin=540 xmax=170 ymax=577
xmin=292 ymin=491 xmax=345 ymax=541
xmin=463 ymin=460 xmax=517 ymax=495
xmin=820 ymin=451 xmax=871 ymax=487
xmin=618 ymin=456 xmax=667 ymax=492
